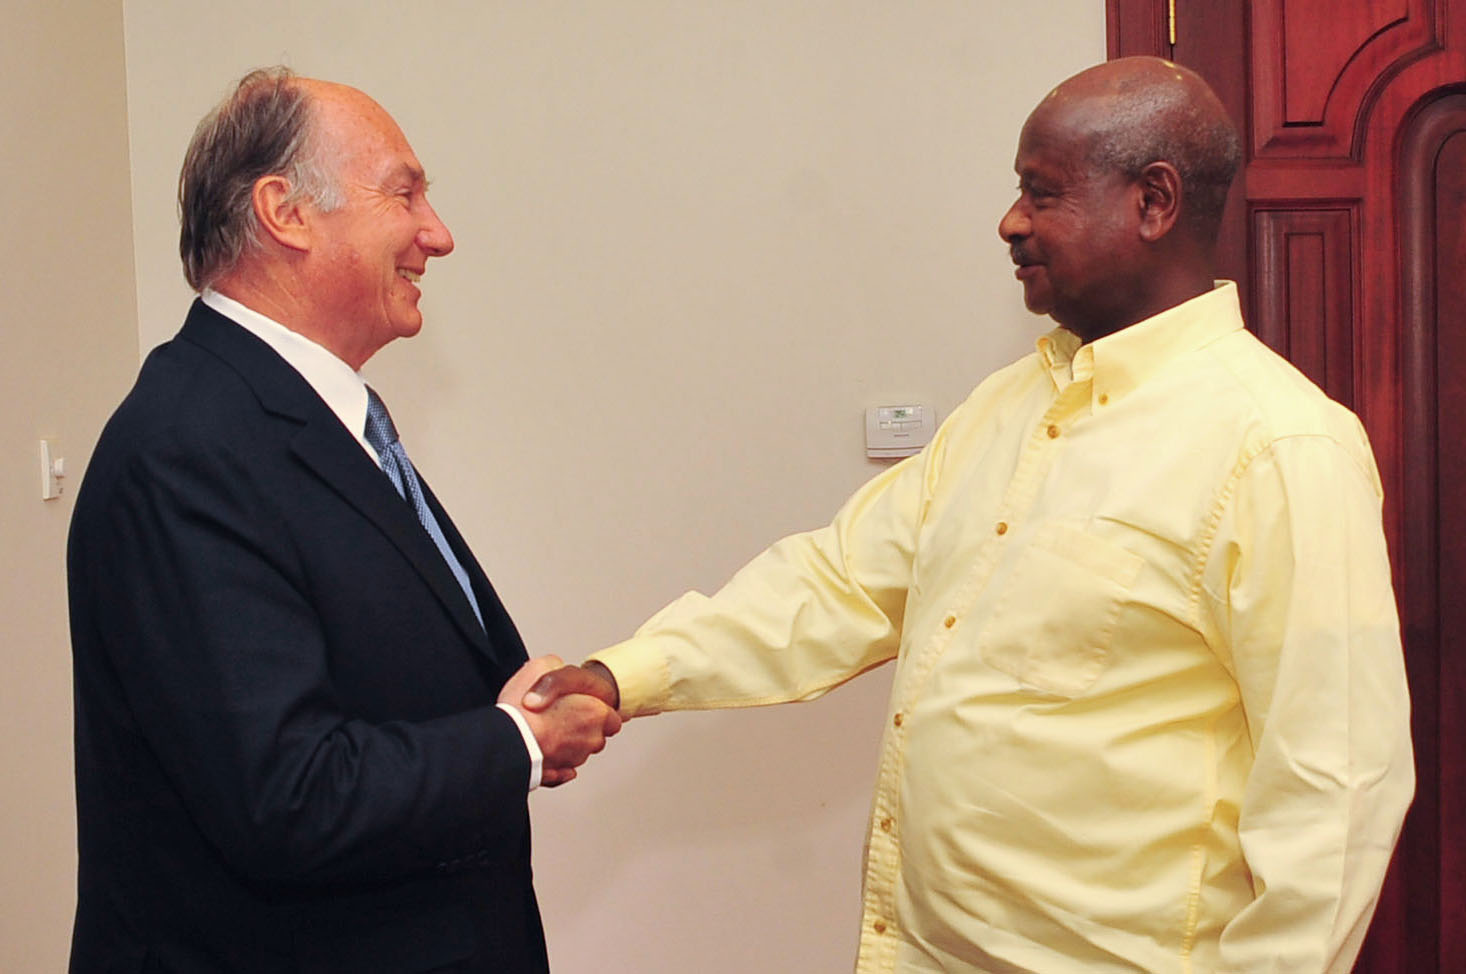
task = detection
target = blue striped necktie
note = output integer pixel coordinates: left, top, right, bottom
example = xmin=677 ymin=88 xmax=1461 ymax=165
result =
xmin=363 ymin=387 xmax=484 ymax=629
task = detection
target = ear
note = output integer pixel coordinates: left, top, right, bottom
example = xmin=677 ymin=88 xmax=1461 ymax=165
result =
xmin=1135 ymin=161 xmax=1182 ymax=243
xmin=252 ymin=175 xmax=312 ymax=253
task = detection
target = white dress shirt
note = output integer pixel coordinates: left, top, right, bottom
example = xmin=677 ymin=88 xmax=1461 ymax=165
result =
xmin=200 ymin=289 xmax=544 ymax=790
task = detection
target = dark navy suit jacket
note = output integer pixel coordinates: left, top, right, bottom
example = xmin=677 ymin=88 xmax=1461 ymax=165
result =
xmin=68 ymin=300 xmax=549 ymax=973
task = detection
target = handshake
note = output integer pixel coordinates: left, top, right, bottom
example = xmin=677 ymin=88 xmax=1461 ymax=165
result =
xmin=498 ymin=658 xmax=623 ymax=787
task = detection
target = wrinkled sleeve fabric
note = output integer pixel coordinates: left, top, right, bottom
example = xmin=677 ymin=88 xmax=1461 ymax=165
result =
xmin=591 ymin=438 xmax=941 ymax=717
xmin=1203 ymin=431 xmax=1414 ymax=972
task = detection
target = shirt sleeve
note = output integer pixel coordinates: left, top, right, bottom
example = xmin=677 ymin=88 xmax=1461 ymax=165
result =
xmin=590 ymin=439 xmax=940 ymax=717
xmin=1202 ymin=431 xmax=1414 ymax=972
xmin=496 ymin=703 xmax=543 ymax=790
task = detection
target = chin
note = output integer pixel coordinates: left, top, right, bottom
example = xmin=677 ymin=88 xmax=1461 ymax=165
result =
xmin=391 ymin=311 xmax=425 ymax=339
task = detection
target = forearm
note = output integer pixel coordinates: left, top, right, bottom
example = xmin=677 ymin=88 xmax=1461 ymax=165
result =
xmin=236 ymin=706 xmax=534 ymax=884
xmin=589 ymin=529 xmax=902 ymax=716
xmin=1209 ymin=436 xmax=1414 ymax=969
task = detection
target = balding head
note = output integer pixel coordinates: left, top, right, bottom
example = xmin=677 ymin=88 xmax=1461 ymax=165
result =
xmin=1031 ymin=56 xmax=1240 ymax=244
xmin=998 ymin=58 xmax=1239 ymax=341
xmin=178 ymin=68 xmax=453 ymax=368
xmin=178 ymin=67 xmax=344 ymax=291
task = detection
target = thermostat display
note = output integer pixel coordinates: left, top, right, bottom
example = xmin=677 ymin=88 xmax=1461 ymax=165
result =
xmin=865 ymin=403 xmax=936 ymax=459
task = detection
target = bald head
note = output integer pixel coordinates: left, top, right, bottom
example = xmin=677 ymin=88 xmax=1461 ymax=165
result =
xmin=1030 ymin=57 xmax=1240 ymax=244
xmin=999 ymin=58 xmax=1240 ymax=340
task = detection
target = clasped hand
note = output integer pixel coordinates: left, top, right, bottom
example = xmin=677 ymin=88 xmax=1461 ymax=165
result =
xmin=499 ymin=656 xmax=621 ymax=787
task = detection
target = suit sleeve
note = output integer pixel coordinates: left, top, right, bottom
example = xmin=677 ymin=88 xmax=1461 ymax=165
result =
xmin=81 ymin=429 xmax=531 ymax=887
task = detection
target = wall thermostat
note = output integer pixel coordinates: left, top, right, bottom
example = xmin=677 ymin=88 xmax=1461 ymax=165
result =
xmin=865 ymin=404 xmax=935 ymax=459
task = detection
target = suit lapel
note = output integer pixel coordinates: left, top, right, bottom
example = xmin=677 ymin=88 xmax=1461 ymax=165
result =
xmin=417 ymin=475 xmax=528 ymax=666
xmin=177 ymin=301 xmax=502 ymax=663
xmin=288 ymin=420 xmax=499 ymax=657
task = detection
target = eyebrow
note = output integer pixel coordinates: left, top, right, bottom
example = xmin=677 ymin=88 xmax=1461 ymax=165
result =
xmin=388 ymin=162 xmax=430 ymax=190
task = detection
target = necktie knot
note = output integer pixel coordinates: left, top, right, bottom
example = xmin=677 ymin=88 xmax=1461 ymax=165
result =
xmin=364 ymin=387 xmax=400 ymax=453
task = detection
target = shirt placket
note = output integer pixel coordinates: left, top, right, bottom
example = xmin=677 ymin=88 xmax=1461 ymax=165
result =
xmin=855 ymin=372 xmax=1093 ymax=972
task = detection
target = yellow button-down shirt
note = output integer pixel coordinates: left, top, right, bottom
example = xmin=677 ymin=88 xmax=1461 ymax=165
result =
xmin=593 ymin=283 xmax=1413 ymax=973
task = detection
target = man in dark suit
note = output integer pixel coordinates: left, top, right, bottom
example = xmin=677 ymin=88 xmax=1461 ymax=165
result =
xmin=66 ymin=67 xmax=619 ymax=972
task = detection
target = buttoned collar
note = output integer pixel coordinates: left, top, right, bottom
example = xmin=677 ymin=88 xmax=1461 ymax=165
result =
xmin=1034 ymin=281 xmax=1244 ymax=407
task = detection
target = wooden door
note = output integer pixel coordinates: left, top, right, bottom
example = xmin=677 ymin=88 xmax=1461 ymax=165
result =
xmin=1107 ymin=1 xmax=1466 ymax=969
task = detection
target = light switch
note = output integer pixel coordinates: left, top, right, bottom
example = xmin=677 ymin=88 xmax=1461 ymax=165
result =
xmin=40 ymin=439 xmax=65 ymax=501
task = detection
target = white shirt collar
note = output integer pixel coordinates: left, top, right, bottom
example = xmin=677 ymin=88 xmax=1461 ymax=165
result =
xmin=200 ymin=289 xmax=379 ymax=462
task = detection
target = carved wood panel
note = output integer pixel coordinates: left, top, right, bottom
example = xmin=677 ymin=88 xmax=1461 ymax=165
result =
xmin=1400 ymin=92 xmax=1466 ymax=974
xmin=1251 ymin=207 xmax=1356 ymax=403
xmin=1111 ymin=1 xmax=1466 ymax=969
xmin=1434 ymin=126 xmax=1466 ymax=973
xmin=1105 ymin=0 xmax=1168 ymax=62
xmin=1251 ymin=0 xmax=1443 ymax=158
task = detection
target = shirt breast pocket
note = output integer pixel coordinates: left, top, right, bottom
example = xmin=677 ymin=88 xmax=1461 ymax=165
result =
xmin=977 ymin=523 xmax=1143 ymax=698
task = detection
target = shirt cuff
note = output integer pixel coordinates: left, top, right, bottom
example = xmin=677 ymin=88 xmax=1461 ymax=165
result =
xmin=495 ymin=702 xmax=543 ymax=791
xmin=587 ymin=639 xmax=671 ymax=718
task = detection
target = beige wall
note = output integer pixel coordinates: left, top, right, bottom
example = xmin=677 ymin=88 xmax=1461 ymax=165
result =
xmin=0 ymin=2 xmax=139 ymax=970
xmin=0 ymin=2 xmax=1103 ymax=969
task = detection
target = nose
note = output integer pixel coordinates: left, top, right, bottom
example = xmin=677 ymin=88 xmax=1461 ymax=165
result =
xmin=418 ymin=201 xmax=455 ymax=258
xmin=998 ymin=199 xmax=1028 ymax=244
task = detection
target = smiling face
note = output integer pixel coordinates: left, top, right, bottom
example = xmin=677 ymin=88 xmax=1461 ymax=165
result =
xmin=303 ymin=84 xmax=454 ymax=367
xmin=997 ymin=100 xmax=1146 ymax=343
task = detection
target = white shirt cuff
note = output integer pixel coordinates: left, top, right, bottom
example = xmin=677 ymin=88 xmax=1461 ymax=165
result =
xmin=496 ymin=702 xmax=543 ymax=791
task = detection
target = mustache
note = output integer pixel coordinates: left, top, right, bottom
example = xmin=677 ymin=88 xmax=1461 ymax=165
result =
xmin=1010 ymin=245 xmax=1038 ymax=266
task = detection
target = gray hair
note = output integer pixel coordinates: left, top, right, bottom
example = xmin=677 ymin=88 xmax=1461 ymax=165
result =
xmin=1083 ymin=78 xmax=1242 ymax=243
xmin=178 ymin=67 xmax=343 ymax=290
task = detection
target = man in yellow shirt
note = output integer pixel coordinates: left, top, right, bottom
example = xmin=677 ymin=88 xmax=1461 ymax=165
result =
xmin=530 ymin=57 xmax=1414 ymax=972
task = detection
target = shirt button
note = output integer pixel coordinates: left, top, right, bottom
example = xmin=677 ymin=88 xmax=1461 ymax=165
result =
xmin=1047 ymin=424 xmax=1060 ymax=438
xmin=943 ymin=614 xmax=956 ymax=628
xmin=996 ymin=521 xmax=1009 ymax=536
xmin=1098 ymin=393 xmax=1110 ymax=405
xmin=873 ymin=920 xmax=888 ymax=935
xmin=880 ymin=817 xmax=894 ymax=832
xmin=893 ymin=712 xmax=904 ymax=727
